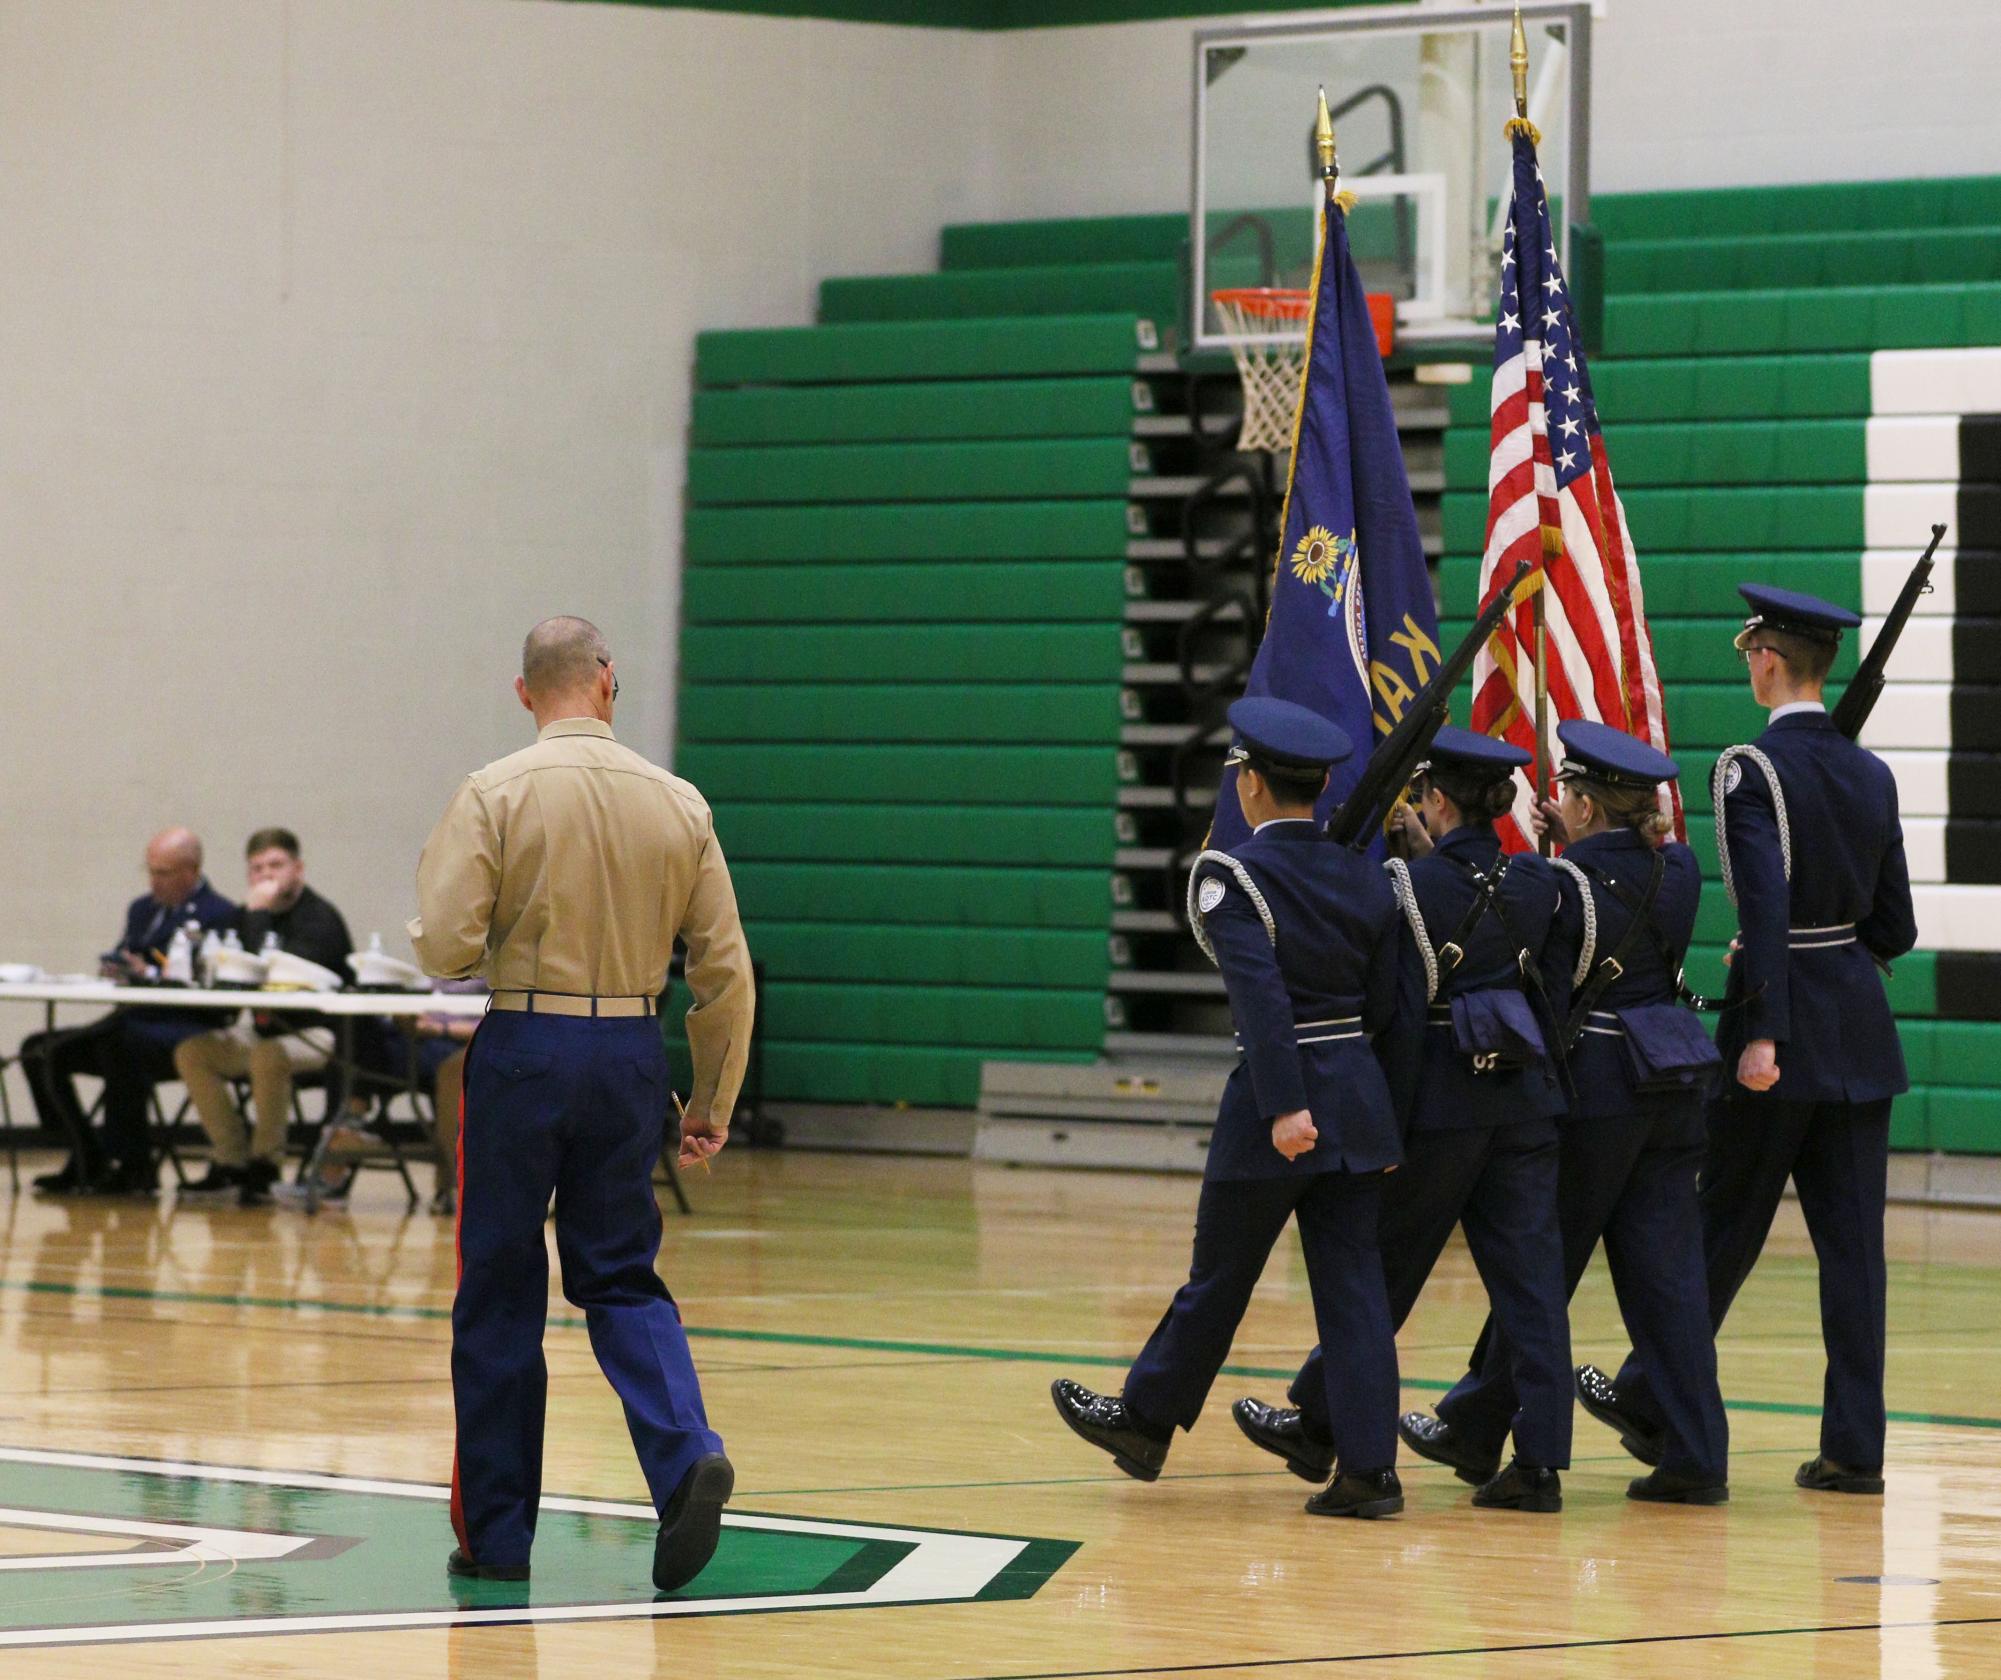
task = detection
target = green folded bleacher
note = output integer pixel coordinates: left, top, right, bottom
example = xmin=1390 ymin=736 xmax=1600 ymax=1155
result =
xmin=680 ymin=309 xmax=1152 ymax=1108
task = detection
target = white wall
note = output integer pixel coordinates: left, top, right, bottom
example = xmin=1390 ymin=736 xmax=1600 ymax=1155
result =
xmin=0 ymin=0 xmax=993 ymax=981
xmin=981 ymin=0 xmax=2001 ymax=221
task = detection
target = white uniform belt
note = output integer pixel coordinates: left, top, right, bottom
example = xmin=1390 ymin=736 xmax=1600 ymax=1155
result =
xmin=1581 ymin=1009 xmax=1625 ymax=1039
xmin=1234 ymin=1014 xmax=1363 ymax=1048
xmin=490 ymin=991 xmax=658 ymax=1018
xmin=1789 ymin=923 xmax=1857 ymax=949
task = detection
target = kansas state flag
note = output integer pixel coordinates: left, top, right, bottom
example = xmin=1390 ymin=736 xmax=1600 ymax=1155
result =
xmin=1210 ymin=188 xmax=1440 ymax=849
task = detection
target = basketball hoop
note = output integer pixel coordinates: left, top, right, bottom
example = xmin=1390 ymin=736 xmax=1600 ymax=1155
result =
xmin=1210 ymin=288 xmax=1310 ymax=453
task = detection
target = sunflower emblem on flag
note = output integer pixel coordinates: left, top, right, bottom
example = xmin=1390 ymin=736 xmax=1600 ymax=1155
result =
xmin=1289 ymin=524 xmax=1370 ymax=682
xmin=1291 ymin=526 xmax=1362 ymax=609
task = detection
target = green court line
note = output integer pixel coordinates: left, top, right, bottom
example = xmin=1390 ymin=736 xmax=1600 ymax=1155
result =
xmin=3 ymin=1277 xmax=1994 ymax=1433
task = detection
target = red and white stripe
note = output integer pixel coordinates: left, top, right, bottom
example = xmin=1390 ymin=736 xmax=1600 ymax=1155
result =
xmin=1469 ymin=340 xmax=1684 ymax=848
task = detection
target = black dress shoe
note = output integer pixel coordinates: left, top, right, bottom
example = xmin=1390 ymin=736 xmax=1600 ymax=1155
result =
xmin=32 ymin=1160 xmax=87 ymax=1194
xmin=1398 ymin=1411 xmax=1502 ymax=1487
xmin=1304 ymin=1468 xmax=1403 ymax=1519
xmin=1050 ymin=1379 xmax=1168 ymax=1482
xmin=101 ymin=1163 xmax=159 ymax=1197
xmin=180 ymin=1164 xmax=245 ymax=1198
xmin=446 ymin=1547 xmax=530 ymax=1581
xmin=1232 ymin=1398 xmax=1335 ymax=1483
xmin=238 ymin=1160 xmax=281 ymax=1208
xmin=653 ymin=1452 xmax=735 ymax=1591
xmin=1627 ymin=1467 xmax=1729 ymax=1505
xmin=1575 ymin=1364 xmax=1665 ymax=1467
xmin=1795 ymin=1457 xmax=1884 ymax=1495
xmin=1472 ymin=1458 xmax=1562 ymax=1512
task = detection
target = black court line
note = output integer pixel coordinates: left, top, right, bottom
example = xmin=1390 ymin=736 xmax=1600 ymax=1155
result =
xmin=940 ymin=1615 xmax=2001 ymax=1679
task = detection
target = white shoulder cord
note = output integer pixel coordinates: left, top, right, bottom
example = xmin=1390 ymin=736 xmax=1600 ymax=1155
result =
xmin=1187 ymin=849 xmax=1277 ymax=967
xmin=1551 ymin=857 xmax=1597 ymax=987
xmin=1384 ymin=856 xmax=1441 ymax=1003
xmin=1712 ymin=745 xmax=1792 ymax=908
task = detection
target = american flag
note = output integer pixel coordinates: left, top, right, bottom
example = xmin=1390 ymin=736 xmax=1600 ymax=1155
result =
xmin=1469 ymin=126 xmax=1682 ymax=847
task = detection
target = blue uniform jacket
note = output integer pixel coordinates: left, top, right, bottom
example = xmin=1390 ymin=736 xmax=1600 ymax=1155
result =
xmin=116 ymin=880 xmax=239 ymax=1024
xmin=117 ymin=880 xmax=239 ymax=961
xmin=1549 ymin=832 xmax=1704 ymax=1132
xmin=1191 ymin=820 xmax=1402 ymax=1181
xmin=1387 ymin=824 xmax=1569 ymax=1134
xmin=1716 ymin=710 xmax=1915 ymax=1103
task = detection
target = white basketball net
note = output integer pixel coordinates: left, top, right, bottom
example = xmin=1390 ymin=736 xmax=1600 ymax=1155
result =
xmin=1212 ymin=290 xmax=1309 ymax=453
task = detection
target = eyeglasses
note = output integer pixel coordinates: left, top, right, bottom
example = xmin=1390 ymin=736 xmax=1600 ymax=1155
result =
xmin=597 ymin=656 xmax=619 ymax=701
xmin=1738 ymin=642 xmax=1778 ymax=665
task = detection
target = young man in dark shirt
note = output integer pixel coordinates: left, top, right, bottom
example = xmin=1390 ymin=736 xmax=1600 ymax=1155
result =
xmin=174 ymin=828 xmax=354 ymax=1206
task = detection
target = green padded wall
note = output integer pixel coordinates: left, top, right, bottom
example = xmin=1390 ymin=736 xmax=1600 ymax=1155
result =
xmin=680 ymin=314 xmax=1148 ymax=1107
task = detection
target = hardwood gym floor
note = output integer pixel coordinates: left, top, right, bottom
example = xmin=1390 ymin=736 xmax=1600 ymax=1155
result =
xmin=0 ymin=1148 xmax=1997 ymax=1676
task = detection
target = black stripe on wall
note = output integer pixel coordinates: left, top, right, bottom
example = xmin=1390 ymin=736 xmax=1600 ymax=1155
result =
xmin=1945 ymin=820 xmax=2001 ymax=883
xmin=1946 ymin=753 xmax=2001 ymax=820
xmin=1960 ymin=414 xmax=2001 ymax=486
xmin=1948 ymin=691 xmax=2001 ymax=752
xmin=1949 ymin=552 xmax=2001 ymax=616
xmin=1959 ymin=483 xmax=2001 ymax=550
xmin=1935 ymin=952 xmax=2001 ymax=1021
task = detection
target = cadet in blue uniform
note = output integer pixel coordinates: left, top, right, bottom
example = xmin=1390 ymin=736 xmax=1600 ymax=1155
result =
xmin=1579 ymin=587 xmax=1916 ymax=1495
xmin=1050 ymin=697 xmax=1407 ymax=1519
xmin=1418 ymin=721 xmax=1730 ymax=1503
xmin=1234 ymin=729 xmax=1575 ymax=1512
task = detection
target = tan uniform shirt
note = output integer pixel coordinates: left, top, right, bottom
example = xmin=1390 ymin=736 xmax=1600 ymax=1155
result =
xmin=409 ymin=717 xmax=754 ymax=1123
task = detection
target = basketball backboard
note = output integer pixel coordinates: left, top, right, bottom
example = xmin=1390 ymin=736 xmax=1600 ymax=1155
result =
xmin=1191 ymin=1 xmax=1595 ymax=349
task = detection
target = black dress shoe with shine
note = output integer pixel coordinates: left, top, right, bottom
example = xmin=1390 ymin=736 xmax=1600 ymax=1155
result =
xmin=446 ymin=1547 xmax=530 ymax=1581
xmin=1050 ymin=1379 xmax=1169 ymax=1482
xmin=1575 ymin=1364 xmax=1665 ymax=1467
xmin=1398 ymin=1411 xmax=1503 ymax=1487
xmin=1626 ymin=1467 xmax=1730 ymax=1505
xmin=653 ymin=1452 xmax=735 ymax=1592
xmin=1304 ymin=1468 xmax=1403 ymax=1520
xmin=1795 ymin=1457 xmax=1884 ymax=1495
xmin=179 ymin=1163 xmax=244 ymax=1198
xmin=1231 ymin=1397 xmax=1335 ymax=1483
xmin=32 ymin=1160 xmax=87 ymax=1194
xmin=1472 ymin=1457 xmax=1562 ymax=1512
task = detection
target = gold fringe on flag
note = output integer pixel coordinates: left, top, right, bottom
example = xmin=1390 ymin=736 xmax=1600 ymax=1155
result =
xmin=1504 ymin=115 xmax=1542 ymax=146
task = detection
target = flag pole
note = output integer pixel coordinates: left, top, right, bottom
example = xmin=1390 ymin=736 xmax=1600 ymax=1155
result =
xmin=1511 ymin=6 xmax=1554 ymax=855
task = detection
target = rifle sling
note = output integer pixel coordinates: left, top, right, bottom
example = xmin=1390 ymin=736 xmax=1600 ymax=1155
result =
xmin=1561 ymin=851 xmax=1668 ymax=1051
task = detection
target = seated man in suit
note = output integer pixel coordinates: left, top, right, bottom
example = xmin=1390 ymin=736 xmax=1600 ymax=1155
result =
xmin=175 ymin=828 xmax=354 ymax=1207
xmin=25 ymin=827 xmax=237 ymax=1195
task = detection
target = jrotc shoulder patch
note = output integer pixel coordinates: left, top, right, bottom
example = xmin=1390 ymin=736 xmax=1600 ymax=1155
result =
xmin=1197 ymin=877 xmax=1227 ymax=914
xmin=1723 ymin=759 xmax=1744 ymax=796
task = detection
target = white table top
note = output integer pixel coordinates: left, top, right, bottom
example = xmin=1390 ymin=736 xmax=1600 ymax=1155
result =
xmin=0 ymin=981 xmax=489 ymax=1018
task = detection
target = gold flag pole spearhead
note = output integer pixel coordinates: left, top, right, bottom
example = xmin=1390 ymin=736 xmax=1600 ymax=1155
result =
xmin=1510 ymin=7 xmax=1530 ymax=119
xmin=1505 ymin=7 xmax=1539 ymax=143
xmin=1316 ymin=85 xmax=1354 ymax=214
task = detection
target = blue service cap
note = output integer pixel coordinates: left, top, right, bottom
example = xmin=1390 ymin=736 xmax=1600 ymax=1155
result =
xmin=1555 ymin=718 xmax=1679 ymax=789
xmin=1420 ymin=725 xmax=1533 ymax=777
xmin=1226 ymin=696 xmax=1353 ymax=771
xmin=1735 ymin=583 xmax=1861 ymax=649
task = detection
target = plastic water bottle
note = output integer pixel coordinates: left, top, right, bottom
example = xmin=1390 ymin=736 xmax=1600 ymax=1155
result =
xmin=260 ymin=930 xmax=280 ymax=957
xmin=367 ymin=932 xmax=384 ymax=956
xmin=197 ymin=928 xmax=221 ymax=986
xmin=163 ymin=925 xmax=194 ymax=985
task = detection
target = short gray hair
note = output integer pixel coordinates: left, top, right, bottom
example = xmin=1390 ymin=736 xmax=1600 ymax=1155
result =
xmin=521 ymin=616 xmax=609 ymax=694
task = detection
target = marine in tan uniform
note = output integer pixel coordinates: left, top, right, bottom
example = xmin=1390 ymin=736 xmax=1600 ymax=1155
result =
xmin=410 ymin=615 xmax=754 ymax=1591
